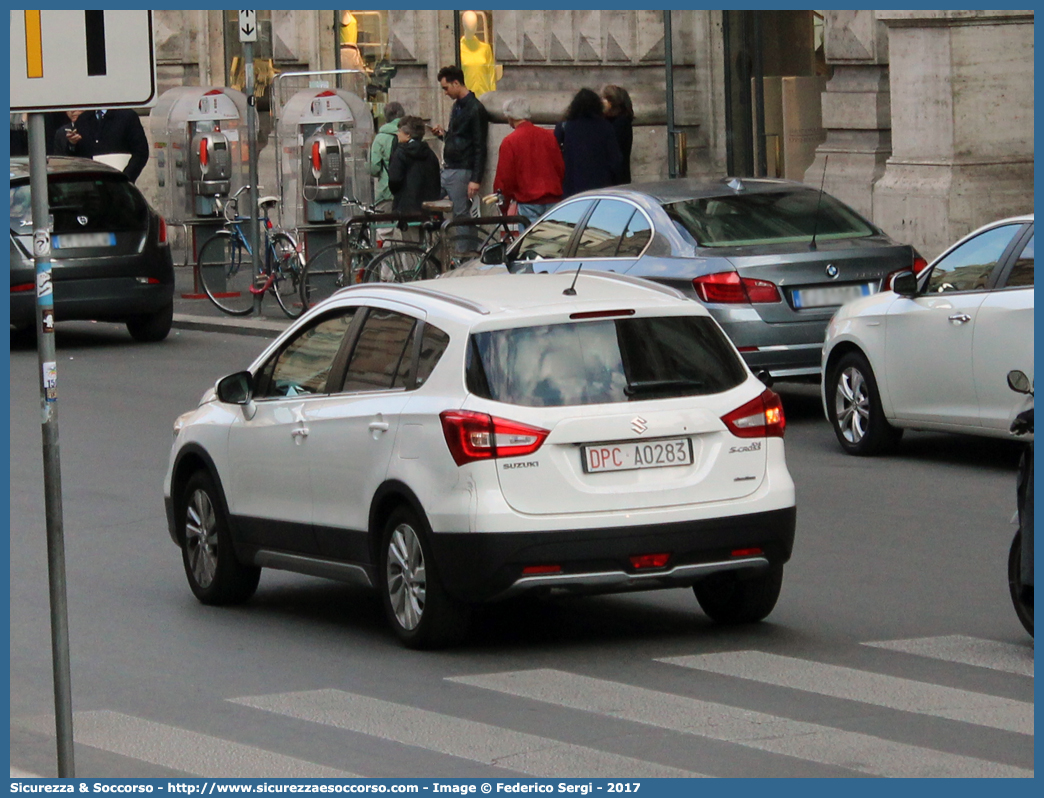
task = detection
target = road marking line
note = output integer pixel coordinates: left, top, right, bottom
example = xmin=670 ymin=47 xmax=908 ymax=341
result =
xmin=863 ymin=635 xmax=1034 ymax=677
xmin=450 ymin=669 xmax=1030 ymax=778
xmin=659 ymin=651 xmax=1033 ymax=736
xmin=25 ymin=11 xmax=43 ymax=79
xmin=19 ymin=711 xmax=357 ymax=778
xmin=232 ymin=689 xmax=704 ymax=778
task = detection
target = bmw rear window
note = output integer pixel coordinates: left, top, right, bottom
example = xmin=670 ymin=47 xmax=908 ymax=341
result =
xmin=664 ymin=190 xmax=875 ymax=247
xmin=10 ymin=176 xmax=147 ymax=235
xmin=467 ymin=316 xmax=747 ymax=407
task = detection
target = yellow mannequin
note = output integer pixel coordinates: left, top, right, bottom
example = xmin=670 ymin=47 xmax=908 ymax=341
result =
xmin=340 ymin=11 xmax=357 ymax=45
xmin=460 ymin=10 xmax=497 ymax=96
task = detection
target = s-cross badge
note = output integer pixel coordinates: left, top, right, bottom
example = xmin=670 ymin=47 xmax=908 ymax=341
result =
xmin=77 ymin=215 xmax=89 ymax=226
xmin=631 ymin=416 xmax=648 ymax=435
xmin=825 ymin=263 xmax=839 ymax=278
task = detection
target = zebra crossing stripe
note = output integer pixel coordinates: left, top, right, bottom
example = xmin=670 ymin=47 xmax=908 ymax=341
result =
xmin=863 ymin=635 xmax=1035 ymax=677
xmin=449 ymin=669 xmax=1032 ymax=778
xmin=231 ymin=689 xmax=705 ymax=778
xmin=19 ymin=711 xmax=358 ymax=778
xmin=659 ymin=651 xmax=1034 ymax=736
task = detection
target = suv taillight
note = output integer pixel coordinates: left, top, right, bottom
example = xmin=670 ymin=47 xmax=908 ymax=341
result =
xmin=440 ymin=410 xmax=549 ymax=466
xmin=693 ymin=271 xmax=781 ymax=304
xmin=157 ymin=216 xmax=168 ymax=245
xmin=721 ymin=389 xmax=786 ymax=438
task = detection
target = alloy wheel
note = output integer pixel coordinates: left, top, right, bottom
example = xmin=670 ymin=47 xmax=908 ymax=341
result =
xmin=835 ymin=366 xmax=871 ymax=445
xmin=184 ymin=488 xmax=219 ymax=589
xmin=386 ymin=523 xmax=427 ymax=630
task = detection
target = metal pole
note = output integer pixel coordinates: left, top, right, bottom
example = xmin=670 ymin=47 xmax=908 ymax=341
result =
xmin=27 ymin=112 xmax=75 ymax=778
xmin=453 ymin=11 xmax=462 ymax=69
xmin=663 ymin=10 xmax=677 ymax=180
xmin=752 ymin=12 xmax=768 ymax=178
xmin=245 ymin=40 xmax=262 ymax=315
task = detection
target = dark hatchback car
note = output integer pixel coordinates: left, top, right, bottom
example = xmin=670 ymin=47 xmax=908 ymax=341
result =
xmin=471 ymin=178 xmax=920 ymax=379
xmin=10 ymin=157 xmax=175 ymax=342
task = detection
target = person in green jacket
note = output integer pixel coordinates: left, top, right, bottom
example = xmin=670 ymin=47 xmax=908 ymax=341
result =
xmin=370 ymin=102 xmax=405 ymax=209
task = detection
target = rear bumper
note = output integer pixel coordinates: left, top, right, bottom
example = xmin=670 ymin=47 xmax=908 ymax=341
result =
xmin=427 ymin=506 xmax=796 ymax=602
xmin=11 ymin=278 xmax=174 ymax=327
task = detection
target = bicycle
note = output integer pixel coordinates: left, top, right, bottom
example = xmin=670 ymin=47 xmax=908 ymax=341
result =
xmin=363 ymin=195 xmax=524 ymax=284
xmin=297 ymin=198 xmax=418 ymax=311
xmin=196 ymin=186 xmax=305 ymax=318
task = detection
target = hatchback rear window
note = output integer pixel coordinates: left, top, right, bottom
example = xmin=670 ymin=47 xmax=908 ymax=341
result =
xmin=10 ymin=176 xmax=147 ymax=235
xmin=467 ymin=316 xmax=746 ymax=407
xmin=664 ymin=190 xmax=874 ymax=247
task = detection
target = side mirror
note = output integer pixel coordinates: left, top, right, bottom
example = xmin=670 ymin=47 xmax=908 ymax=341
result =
xmin=891 ymin=271 xmax=918 ymax=296
xmin=1007 ymin=370 xmax=1032 ymax=395
xmin=480 ymin=241 xmax=506 ymax=266
xmin=217 ymin=371 xmax=254 ymax=405
xmin=756 ymin=370 xmax=774 ymax=389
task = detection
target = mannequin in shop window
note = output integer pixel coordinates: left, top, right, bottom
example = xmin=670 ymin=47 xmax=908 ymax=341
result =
xmin=340 ymin=11 xmax=366 ymax=72
xmin=459 ymin=10 xmax=500 ymax=97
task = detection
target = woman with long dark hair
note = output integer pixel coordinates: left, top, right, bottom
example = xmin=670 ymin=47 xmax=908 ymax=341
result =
xmin=554 ymin=87 xmax=622 ymax=197
xmin=601 ymin=84 xmax=634 ymax=184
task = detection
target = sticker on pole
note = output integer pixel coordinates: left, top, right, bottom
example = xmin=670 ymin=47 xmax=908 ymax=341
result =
xmin=33 ymin=229 xmax=50 ymax=257
xmin=43 ymin=361 xmax=57 ymax=402
xmin=41 ymin=309 xmax=54 ymax=334
xmin=36 ymin=269 xmax=53 ymax=297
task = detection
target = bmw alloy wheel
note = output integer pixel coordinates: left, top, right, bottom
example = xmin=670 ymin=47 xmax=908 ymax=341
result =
xmin=184 ymin=488 xmax=219 ymax=589
xmin=834 ymin=366 xmax=870 ymax=445
xmin=386 ymin=522 xmax=427 ymax=631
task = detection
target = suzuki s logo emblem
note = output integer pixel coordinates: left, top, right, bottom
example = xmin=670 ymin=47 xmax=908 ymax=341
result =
xmin=825 ymin=263 xmax=839 ymax=279
xmin=77 ymin=215 xmax=89 ymax=226
xmin=631 ymin=416 xmax=648 ymax=435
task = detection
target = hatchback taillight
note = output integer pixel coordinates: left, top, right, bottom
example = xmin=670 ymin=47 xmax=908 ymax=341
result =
xmin=440 ymin=410 xmax=549 ymax=466
xmin=721 ymin=389 xmax=786 ymax=438
xmin=693 ymin=271 xmax=781 ymax=304
xmin=157 ymin=216 xmax=168 ymax=245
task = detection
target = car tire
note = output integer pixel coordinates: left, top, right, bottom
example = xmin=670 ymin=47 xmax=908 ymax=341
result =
xmin=179 ymin=471 xmax=260 ymax=605
xmin=127 ymin=301 xmax=174 ymax=343
xmin=1008 ymin=531 xmax=1034 ymax=636
xmin=828 ymin=351 xmax=902 ymax=456
xmin=379 ymin=507 xmax=470 ymax=649
xmin=693 ymin=564 xmax=783 ymax=624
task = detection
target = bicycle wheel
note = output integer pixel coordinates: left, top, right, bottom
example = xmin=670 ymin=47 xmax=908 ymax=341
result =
xmin=197 ymin=232 xmax=255 ymax=315
xmin=269 ymin=232 xmax=306 ymax=319
xmin=363 ymin=244 xmax=440 ymax=283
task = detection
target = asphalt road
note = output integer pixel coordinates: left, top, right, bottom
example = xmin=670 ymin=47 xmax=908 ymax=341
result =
xmin=9 ymin=322 xmax=1034 ymax=778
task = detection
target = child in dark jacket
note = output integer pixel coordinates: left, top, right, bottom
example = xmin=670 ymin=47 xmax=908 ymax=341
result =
xmin=387 ymin=116 xmax=441 ymax=215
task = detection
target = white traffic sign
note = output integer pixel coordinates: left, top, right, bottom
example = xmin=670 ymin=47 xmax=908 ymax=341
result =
xmin=239 ymin=10 xmax=258 ymax=43
xmin=10 ymin=10 xmax=156 ymax=112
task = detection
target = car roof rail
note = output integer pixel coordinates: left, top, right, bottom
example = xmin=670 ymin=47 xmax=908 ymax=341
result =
xmin=580 ymin=271 xmax=688 ymax=300
xmin=334 ymin=282 xmax=491 ymax=315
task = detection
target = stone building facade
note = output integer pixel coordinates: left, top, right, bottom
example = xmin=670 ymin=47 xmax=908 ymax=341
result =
xmin=144 ymin=9 xmax=1032 ymax=260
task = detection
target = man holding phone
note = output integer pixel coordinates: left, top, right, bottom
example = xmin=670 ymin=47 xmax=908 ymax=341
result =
xmin=431 ymin=65 xmax=488 ymax=219
xmin=53 ymin=110 xmax=85 ymax=155
xmin=53 ymin=107 xmax=150 ymax=183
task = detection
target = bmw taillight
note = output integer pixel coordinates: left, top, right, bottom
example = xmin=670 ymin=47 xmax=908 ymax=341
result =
xmin=439 ymin=410 xmax=549 ymax=466
xmin=721 ymin=389 xmax=786 ymax=438
xmin=157 ymin=215 xmax=168 ymax=245
xmin=693 ymin=271 xmax=781 ymax=304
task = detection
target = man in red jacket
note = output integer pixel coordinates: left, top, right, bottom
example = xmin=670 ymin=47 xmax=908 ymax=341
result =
xmin=493 ymin=97 xmax=564 ymax=229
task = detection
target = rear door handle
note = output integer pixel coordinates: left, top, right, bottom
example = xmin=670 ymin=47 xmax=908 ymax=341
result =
xmin=369 ymin=421 xmax=390 ymax=432
xmin=948 ymin=313 xmax=972 ymax=324
xmin=291 ymin=426 xmax=309 ymax=439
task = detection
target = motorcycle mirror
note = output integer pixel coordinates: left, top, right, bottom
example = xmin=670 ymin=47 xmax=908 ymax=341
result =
xmin=1007 ymin=370 xmax=1033 ymax=395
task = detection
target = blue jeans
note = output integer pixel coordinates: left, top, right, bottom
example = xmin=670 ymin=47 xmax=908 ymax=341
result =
xmin=516 ymin=202 xmax=553 ymax=229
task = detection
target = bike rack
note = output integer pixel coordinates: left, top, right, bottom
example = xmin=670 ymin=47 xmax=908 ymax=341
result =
xmin=439 ymin=214 xmax=528 ymax=268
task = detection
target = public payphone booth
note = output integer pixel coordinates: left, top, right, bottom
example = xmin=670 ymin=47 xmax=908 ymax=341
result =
xmin=151 ymin=86 xmax=252 ymax=263
xmin=276 ymin=86 xmax=374 ymax=257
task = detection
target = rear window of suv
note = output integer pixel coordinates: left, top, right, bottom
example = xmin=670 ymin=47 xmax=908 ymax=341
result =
xmin=10 ymin=176 xmax=147 ymax=235
xmin=664 ymin=189 xmax=874 ymax=248
xmin=467 ymin=315 xmax=746 ymax=407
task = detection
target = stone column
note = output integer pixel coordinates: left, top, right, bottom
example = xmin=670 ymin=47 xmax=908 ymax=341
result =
xmin=873 ymin=10 xmax=1033 ymax=259
xmin=805 ymin=11 xmax=891 ymax=222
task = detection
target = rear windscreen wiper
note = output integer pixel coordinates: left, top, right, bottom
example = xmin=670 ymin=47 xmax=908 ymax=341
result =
xmin=624 ymin=379 xmax=705 ymax=396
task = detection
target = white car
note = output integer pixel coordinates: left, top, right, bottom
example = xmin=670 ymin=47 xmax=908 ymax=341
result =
xmin=164 ymin=272 xmax=796 ymax=648
xmin=822 ymin=214 xmax=1034 ymax=455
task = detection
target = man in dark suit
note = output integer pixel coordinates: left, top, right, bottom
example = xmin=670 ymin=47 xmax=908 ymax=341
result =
xmin=72 ymin=108 xmax=150 ymax=182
